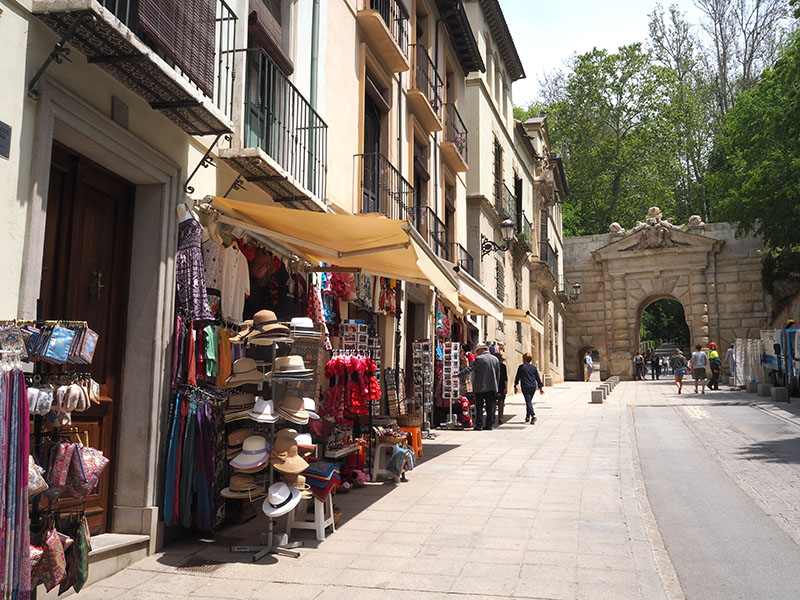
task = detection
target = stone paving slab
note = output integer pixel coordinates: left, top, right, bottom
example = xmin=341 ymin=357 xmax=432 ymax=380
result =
xmin=69 ymin=381 xmax=679 ymax=600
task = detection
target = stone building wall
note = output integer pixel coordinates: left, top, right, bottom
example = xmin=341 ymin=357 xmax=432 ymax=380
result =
xmin=563 ymin=220 xmax=771 ymax=380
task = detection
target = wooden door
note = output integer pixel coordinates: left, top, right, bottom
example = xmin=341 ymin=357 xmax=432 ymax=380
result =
xmin=40 ymin=142 xmax=135 ymax=534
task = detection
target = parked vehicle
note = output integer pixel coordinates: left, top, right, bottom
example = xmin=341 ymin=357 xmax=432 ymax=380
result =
xmin=760 ymin=324 xmax=799 ymax=393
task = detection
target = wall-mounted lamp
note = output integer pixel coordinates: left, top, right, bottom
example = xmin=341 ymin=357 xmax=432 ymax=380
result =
xmin=481 ymin=218 xmax=515 ymax=259
xmin=570 ymin=282 xmax=581 ymax=301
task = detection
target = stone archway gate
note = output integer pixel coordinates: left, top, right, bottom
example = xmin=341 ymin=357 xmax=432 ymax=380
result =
xmin=562 ymin=208 xmax=772 ymax=380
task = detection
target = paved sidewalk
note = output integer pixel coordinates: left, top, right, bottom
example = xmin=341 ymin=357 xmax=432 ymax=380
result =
xmin=73 ymin=382 xmax=676 ymax=600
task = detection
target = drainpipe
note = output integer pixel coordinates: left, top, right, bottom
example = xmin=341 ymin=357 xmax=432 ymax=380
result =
xmin=310 ymin=0 xmax=320 ymax=109
xmin=307 ymin=0 xmax=322 ymax=205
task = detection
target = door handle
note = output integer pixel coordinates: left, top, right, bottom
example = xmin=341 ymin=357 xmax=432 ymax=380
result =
xmin=89 ymin=268 xmax=106 ymax=300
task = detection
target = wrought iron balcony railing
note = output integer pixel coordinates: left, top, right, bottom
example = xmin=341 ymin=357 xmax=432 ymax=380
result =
xmin=358 ymin=153 xmax=414 ymax=221
xmin=443 ymin=103 xmax=468 ymax=165
xmin=34 ymin=0 xmax=238 ymax=134
xmin=453 ymin=242 xmax=475 ymax=277
xmin=367 ymin=0 xmax=410 ymax=57
xmin=516 ymin=214 xmax=533 ymax=251
xmin=541 ymin=241 xmax=559 ymax=280
xmin=418 ymin=206 xmax=449 ymax=261
xmin=245 ymin=48 xmax=328 ymax=201
xmin=411 ymin=44 xmax=443 ymax=119
xmin=499 ymin=183 xmax=517 ymax=224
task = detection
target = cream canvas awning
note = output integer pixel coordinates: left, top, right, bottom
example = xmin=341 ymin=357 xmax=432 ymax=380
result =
xmin=503 ymin=307 xmax=545 ymax=334
xmin=458 ymin=273 xmax=503 ymax=321
xmin=210 ymin=197 xmax=460 ymax=307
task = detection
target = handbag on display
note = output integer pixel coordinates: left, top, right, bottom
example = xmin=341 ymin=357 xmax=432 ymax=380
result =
xmin=73 ymin=446 xmax=109 ymax=498
xmin=28 ymin=454 xmax=49 ymax=497
xmin=48 ymin=442 xmax=76 ymax=487
xmin=30 ymin=528 xmax=67 ymax=592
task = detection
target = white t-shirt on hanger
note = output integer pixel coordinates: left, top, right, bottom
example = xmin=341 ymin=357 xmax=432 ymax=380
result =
xmin=221 ymin=244 xmax=250 ymax=323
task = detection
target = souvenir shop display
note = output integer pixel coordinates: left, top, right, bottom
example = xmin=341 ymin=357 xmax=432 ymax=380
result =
xmin=1 ymin=320 xmax=109 ymax=598
xmin=383 ymin=367 xmax=401 ymax=417
xmin=404 ymin=340 xmax=432 ymax=429
xmin=440 ymin=342 xmax=461 ymax=428
xmin=322 ymin=352 xmax=381 ymax=424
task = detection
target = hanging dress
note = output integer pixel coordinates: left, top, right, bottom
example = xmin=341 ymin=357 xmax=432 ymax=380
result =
xmin=176 ymin=219 xmax=214 ymax=321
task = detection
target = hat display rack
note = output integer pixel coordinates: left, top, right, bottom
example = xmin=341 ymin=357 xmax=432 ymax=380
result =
xmin=1 ymin=317 xmax=108 ymax=598
xmin=227 ymin=322 xmax=328 ymax=561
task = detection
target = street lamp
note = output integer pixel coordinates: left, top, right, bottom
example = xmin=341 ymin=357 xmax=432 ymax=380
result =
xmin=570 ymin=282 xmax=581 ymax=301
xmin=480 ymin=218 xmax=516 ymax=259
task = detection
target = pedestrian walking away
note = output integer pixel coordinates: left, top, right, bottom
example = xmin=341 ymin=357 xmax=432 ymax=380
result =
xmin=583 ymin=350 xmax=593 ymax=381
xmin=690 ymin=344 xmax=708 ymax=393
xmin=496 ymin=354 xmax=508 ymax=425
xmin=708 ymin=342 xmax=722 ymax=390
xmin=633 ymin=351 xmax=646 ymax=381
xmin=670 ymin=348 xmax=687 ymax=393
xmin=661 ymin=354 xmax=670 ymax=376
xmin=460 ymin=343 xmax=499 ymax=430
xmin=514 ymin=353 xmax=544 ymax=424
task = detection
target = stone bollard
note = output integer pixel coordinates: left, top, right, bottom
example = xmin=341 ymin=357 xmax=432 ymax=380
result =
xmin=770 ymin=387 xmax=789 ymax=402
xmin=603 ymin=383 xmax=612 ymax=395
xmin=757 ymin=383 xmax=772 ymax=397
xmin=747 ymin=381 xmax=758 ymax=393
xmin=591 ymin=389 xmax=604 ymax=403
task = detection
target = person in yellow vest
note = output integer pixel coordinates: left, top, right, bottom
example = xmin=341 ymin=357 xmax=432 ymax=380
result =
xmin=708 ymin=342 xmax=721 ymax=390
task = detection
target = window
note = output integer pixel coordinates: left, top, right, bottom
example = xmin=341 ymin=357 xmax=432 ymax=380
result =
xmin=495 ymin=258 xmax=505 ymax=303
xmin=444 ymin=182 xmax=455 ymax=250
xmin=493 ymin=138 xmax=503 ymax=212
xmin=548 ymin=315 xmax=554 ymax=363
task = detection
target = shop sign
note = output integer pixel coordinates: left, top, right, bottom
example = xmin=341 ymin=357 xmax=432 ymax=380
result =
xmin=0 ymin=121 xmax=10 ymax=160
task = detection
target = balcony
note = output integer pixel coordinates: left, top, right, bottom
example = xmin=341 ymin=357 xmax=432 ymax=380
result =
xmin=358 ymin=153 xmax=414 ymax=221
xmin=440 ymin=103 xmax=468 ymax=172
xmin=452 ymin=242 xmax=475 ymax=277
xmin=32 ymin=0 xmax=236 ymax=135
xmin=357 ymin=0 xmax=410 ymax=72
xmin=516 ymin=214 xmax=533 ymax=252
xmin=541 ymin=241 xmax=559 ymax=280
xmin=219 ymin=49 xmax=327 ymax=212
xmin=497 ymin=182 xmax=517 ymax=223
xmin=418 ymin=207 xmax=449 ymax=261
xmin=408 ymin=45 xmax=443 ymax=133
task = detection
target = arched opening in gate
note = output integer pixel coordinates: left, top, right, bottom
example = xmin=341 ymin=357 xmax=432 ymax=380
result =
xmin=577 ymin=346 xmax=600 ymax=381
xmin=637 ymin=297 xmax=690 ymax=357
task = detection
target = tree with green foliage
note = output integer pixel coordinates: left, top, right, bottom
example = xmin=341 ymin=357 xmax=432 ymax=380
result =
xmin=640 ymin=299 xmax=691 ymax=347
xmin=707 ymin=29 xmax=800 ymax=250
xmin=517 ymin=44 xmax=681 ymax=237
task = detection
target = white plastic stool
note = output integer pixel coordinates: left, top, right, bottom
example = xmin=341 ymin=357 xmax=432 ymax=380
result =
xmin=286 ymin=495 xmax=336 ymax=541
xmin=372 ymin=442 xmax=402 ymax=483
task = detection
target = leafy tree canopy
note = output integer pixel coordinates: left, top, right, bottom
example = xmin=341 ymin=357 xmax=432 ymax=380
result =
xmin=708 ymin=30 xmax=800 ymax=250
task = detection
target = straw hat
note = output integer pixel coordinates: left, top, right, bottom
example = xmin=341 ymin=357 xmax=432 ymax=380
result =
xmin=227 ymin=393 xmax=255 ymax=410
xmin=304 ymin=396 xmax=320 ymax=420
xmin=276 ymin=429 xmax=315 ymax=457
xmin=290 ymin=317 xmax=317 ymax=334
xmin=231 ymin=310 xmax=289 ymax=343
xmin=261 ymin=482 xmax=301 ymax=517
xmin=225 ymin=358 xmax=265 ymax=388
xmin=230 ymin=435 xmax=269 ymax=470
xmin=282 ymin=473 xmax=312 ymax=497
xmin=269 ymin=435 xmax=309 ymax=474
xmin=270 ymin=355 xmax=313 ymax=378
xmin=220 ymin=474 xmax=265 ymax=499
xmin=247 ymin=397 xmax=278 ymax=423
xmin=278 ymin=395 xmax=310 ymax=425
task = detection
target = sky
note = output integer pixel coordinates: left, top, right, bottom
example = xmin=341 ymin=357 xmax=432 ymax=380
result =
xmin=505 ymin=0 xmax=705 ymax=106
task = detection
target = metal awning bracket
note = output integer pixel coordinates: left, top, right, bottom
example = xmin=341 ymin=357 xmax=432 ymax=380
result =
xmin=222 ymin=173 xmax=247 ymax=197
xmin=184 ymin=133 xmax=224 ymax=194
xmin=28 ymin=11 xmax=97 ymax=100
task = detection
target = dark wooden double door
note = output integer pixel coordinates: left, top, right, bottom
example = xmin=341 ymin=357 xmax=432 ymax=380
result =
xmin=39 ymin=142 xmax=135 ymax=534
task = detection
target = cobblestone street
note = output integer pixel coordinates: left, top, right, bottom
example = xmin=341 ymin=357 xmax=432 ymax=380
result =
xmin=55 ymin=380 xmax=800 ymax=599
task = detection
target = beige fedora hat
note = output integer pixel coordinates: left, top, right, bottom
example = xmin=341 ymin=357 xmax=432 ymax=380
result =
xmin=270 ymin=355 xmax=313 ymax=378
xmin=225 ymin=358 xmax=265 ymax=388
xmin=220 ymin=474 xmax=265 ymax=499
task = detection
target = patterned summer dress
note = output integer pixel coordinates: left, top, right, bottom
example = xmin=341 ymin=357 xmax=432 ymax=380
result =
xmin=176 ymin=219 xmax=214 ymax=321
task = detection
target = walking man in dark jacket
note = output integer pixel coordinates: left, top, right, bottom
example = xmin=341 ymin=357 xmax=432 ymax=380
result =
xmin=461 ymin=343 xmax=500 ymax=430
xmin=514 ymin=353 xmax=544 ymax=424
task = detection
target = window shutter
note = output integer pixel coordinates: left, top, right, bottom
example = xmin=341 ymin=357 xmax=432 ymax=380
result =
xmin=138 ymin=0 xmax=217 ymax=97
